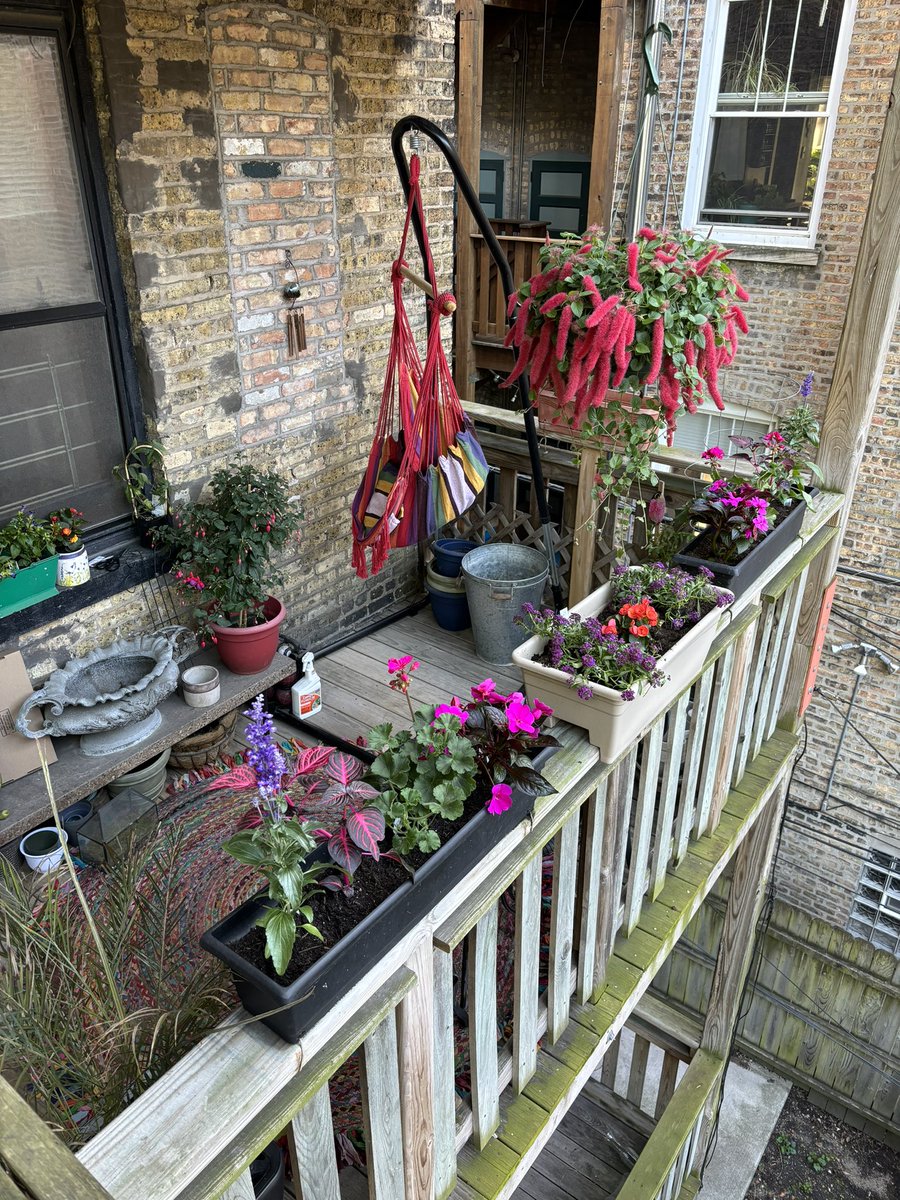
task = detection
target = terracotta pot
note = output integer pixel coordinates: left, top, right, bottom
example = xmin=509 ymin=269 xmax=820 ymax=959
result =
xmin=536 ymin=389 xmax=659 ymax=450
xmin=211 ymin=596 xmax=286 ymax=674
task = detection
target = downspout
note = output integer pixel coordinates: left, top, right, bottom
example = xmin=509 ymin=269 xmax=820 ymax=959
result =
xmin=625 ymin=5 xmax=672 ymax=238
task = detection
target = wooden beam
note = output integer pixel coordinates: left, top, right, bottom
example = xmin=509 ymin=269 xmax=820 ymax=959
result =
xmin=588 ymin=0 xmax=627 ymax=229
xmin=455 ymin=0 xmax=484 ymax=404
xmin=782 ymin=50 xmax=900 ymax=724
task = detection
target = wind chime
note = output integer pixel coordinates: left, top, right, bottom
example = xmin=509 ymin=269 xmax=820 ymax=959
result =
xmin=283 ymin=250 xmax=307 ymax=357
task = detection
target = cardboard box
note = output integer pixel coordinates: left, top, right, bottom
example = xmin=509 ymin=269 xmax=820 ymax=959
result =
xmin=0 ymin=651 xmax=57 ymax=785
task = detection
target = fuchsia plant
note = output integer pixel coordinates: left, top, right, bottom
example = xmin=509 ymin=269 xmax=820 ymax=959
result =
xmin=503 ymin=226 xmax=748 ymax=442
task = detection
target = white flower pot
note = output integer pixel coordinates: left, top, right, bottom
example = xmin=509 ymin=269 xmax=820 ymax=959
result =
xmin=56 ymin=545 xmax=90 ymax=588
xmin=20 ymin=826 xmax=68 ymax=872
xmin=511 ymin=580 xmax=733 ymax=763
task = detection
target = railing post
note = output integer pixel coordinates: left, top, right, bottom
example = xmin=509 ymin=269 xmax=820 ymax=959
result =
xmin=696 ymin=776 xmax=790 ymax=1159
xmin=398 ymin=938 xmax=435 ymax=1199
xmin=454 ymin=0 xmax=484 ymax=405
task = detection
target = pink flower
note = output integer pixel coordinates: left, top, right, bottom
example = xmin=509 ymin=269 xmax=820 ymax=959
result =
xmin=387 ymin=655 xmax=419 ymax=674
xmin=647 ymin=495 xmax=666 ymax=525
xmin=532 ymin=698 xmax=554 ymax=719
xmin=505 ymin=693 xmax=538 ymax=735
xmin=702 ymin=446 xmax=724 ymax=461
xmin=487 ymin=783 xmax=513 ymax=815
xmin=471 ymin=678 xmax=503 ymax=704
xmin=434 ymin=703 xmax=468 ymax=724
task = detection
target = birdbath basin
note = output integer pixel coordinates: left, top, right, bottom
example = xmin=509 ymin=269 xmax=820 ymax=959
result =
xmin=16 ymin=633 xmax=182 ymax=756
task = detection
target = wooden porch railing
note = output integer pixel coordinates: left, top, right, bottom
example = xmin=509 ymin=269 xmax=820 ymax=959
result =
xmin=616 ymin=1049 xmax=725 ymax=1200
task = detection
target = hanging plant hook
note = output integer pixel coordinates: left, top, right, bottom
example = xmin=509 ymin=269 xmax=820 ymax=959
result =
xmin=642 ymin=21 xmax=673 ymax=96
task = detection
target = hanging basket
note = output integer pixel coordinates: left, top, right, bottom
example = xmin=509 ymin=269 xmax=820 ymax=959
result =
xmin=536 ymin=389 xmax=661 ymax=452
xmin=168 ymin=709 xmax=238 ymax=771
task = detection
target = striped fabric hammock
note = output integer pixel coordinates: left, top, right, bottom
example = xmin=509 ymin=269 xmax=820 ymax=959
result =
xmin=351 ymin=152 xmax=489 ymax=579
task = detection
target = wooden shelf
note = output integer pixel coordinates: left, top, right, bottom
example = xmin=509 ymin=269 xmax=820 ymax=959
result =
xmin=0 ymin=651 xmax=293 ymax=849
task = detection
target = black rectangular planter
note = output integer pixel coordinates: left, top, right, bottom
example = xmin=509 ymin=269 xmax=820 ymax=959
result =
xmin=201 ymin=747 xmax=558 ymax=1043
xmin=673 ymin=495 xmax=808 ymax=597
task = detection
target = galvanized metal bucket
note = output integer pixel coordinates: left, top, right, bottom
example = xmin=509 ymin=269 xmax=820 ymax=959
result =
xmin=461 ymin=543 xmax=549 ymax=665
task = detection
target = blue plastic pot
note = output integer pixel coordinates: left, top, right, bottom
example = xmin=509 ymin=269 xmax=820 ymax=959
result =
xmin=426 ymin=565 xmax=471 ymax=631
xmin=432 ymin=538 xmax=479 ymax=578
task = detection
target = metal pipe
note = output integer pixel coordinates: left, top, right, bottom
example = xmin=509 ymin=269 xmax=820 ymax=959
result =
xmin=390 ymin=115 xmax=563 ymax=607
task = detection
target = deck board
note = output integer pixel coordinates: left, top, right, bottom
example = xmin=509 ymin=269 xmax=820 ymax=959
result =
xmin=313 ymin=609 xmax=523 ymax=741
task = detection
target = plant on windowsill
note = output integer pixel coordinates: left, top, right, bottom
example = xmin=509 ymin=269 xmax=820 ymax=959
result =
xmin=112 ymin=438 xmax=171 ymax=547
xmin=0 ymin=510 xmax=59 ymax=617
xmin=48 ymin=506 xmax=91 ymax=589
xmin=156 ymin=461 xmax=303 ymax=674
xmin=672 ymin=381 xmax=821 ymax=591
xmin=511 ymin=563 xmax=733 ymax=762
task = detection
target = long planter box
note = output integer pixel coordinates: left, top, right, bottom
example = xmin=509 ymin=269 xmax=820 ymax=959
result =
xmin=511 ymin=582 xmax=732 ymax=763
xmin=673 ymin=496 xmax=809 ymax=597
xmin=0 ymin=556 xmax=59 ymax=618
xmin=201 ymin=751 xmax=556 ymax=1043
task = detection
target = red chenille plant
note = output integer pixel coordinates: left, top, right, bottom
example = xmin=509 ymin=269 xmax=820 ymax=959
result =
xmin=503 ymin=226 xmax=749 ymax=442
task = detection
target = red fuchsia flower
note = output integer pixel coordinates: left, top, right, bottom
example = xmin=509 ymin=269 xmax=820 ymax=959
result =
xmin=184 ymin=573 xmax=205 ymax=590
xmin=487 ymin=783 xmax=513 ymax=815
xmin=434 ymin=703 xmax=468 ymax=724
xmin=648 ymin=495 xmax=667 ymax=525
xmin=702 ymin=446 xmax=724 ymax=461
xmin=505 ymin=693 xmax=538 ymax=736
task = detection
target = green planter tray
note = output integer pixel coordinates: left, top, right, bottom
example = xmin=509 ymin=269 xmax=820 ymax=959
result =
xmin=0 ymin=557 xmax=59 ymax=618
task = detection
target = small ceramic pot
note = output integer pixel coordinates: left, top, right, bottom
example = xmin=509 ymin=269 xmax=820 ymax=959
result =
xmin=61 ymin=796 xmax=96 ymax=852
xmin=181 ymin=665 xmax=221 ymax=708
xmin=20 ymin=826 xmax=68 ymax=872
xmin=56 ymin=545 xmax=91 ymax=589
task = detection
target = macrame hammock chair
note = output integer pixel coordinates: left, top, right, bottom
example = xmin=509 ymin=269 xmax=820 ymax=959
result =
xmin=351 ymin=151 xmax=489 ymax=579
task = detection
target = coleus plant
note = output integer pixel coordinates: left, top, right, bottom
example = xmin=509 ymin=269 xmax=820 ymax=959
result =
xmin=502 ymin=225 xmax=749 ymax=442
xmin=313 ymin=750 xmax=386 ymax=880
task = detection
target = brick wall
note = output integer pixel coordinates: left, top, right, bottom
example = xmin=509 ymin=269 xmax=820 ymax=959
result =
xmin=2 ymin=0 xmax=456 ymax=678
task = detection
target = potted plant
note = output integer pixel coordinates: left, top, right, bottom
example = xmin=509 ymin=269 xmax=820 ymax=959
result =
xmin=201 ymin=698 xmax=414 ymax=1042
xmin=112 ymin=438 xmax=171 ymax=546
xmin=0 ymin=509 xmax=58 ymax=617
xmin=48 ymin=506 xmax=91 ymax=589
xmin=502 ymin=224 xmax=749 ymax=445
xmin=157 ymin=462 xmax=303 ymax=674
xmin=511 ymin=562 xmax=733 ymax=762
xmin=673 ymin=387 xmax=821 ymax=593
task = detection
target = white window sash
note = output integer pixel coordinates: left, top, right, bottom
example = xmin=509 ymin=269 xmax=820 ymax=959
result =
xmin=682 ymin=0 xmax=859 ymax=249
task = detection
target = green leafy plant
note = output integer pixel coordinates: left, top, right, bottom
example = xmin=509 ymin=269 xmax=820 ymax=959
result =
xmin=589 ymin=394 xmax=667 ymax=508
xmin=112 ymin=439 xmax=170 ymax=522
xmin=776 ymin=1132 xmax=798 ymax=1158
xmin=367 ymin=709 xmax=478 ymax=856
xmin=0 ymin=830 xmax=231 ymax=1147
xmin=0 ymin=509 xmax=56 ymax=578
xmin=223 ymin=819 xmax=327 ymax=976
xmin=156 ymin=461 xmax=303 ymax=640
xmin=806 ymin=1151 xmax=829 ymax=1173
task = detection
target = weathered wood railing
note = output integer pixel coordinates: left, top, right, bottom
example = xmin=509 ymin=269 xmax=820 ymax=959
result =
xmin=616 ymin=1049 xmax=725 ymax=1200
xmin=60 ymin=495 xmax=844 ymax=1200
xmin=471 ymin=233 xmax=547 ymax=347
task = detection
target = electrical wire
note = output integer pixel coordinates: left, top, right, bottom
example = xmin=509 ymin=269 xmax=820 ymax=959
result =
xmin=828 ymin=608 xmax=900 ymax=655
xmin=815 ymin=688 xmax=900 ymax=779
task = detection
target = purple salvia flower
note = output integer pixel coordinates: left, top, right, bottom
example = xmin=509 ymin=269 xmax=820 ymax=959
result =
xmin=800 ymin=371 xmax=813 ymax=399
xmin=244 ymin=694 xmax=286 ymax=817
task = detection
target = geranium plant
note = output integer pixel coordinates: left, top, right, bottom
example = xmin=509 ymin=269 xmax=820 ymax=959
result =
xmin=157 ymin=462 xmax=303 ymax=641
xmin=47 ymin=506 xmax=87 ymax=551
xmin=366 ymin=673 xmax=557 ymax=856
xmin=609 ymin=561 xmax=733 ymax=631
xmin=503 ymin=225 xmax=749 ymax=443
xmin=221 ymin=697 xmax=329 ymax=976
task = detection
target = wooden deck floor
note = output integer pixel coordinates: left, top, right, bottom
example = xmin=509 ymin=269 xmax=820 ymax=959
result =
xmin=311 ymin=608 xmax=523 ymax=745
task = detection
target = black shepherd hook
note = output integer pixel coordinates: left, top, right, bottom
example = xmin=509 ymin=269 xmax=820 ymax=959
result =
xmin=390 ymin=114 xmax=564 ymax=609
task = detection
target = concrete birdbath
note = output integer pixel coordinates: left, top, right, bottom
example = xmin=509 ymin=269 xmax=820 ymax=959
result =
xmin=16 ymin=632 xmax=183 ymax=756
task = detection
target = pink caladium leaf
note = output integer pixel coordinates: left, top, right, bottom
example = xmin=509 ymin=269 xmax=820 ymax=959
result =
xmin=292 ymin=745 xmax=334 ymax=777
xmin=321 ymin=780 xmax=380 ymax=808
xmin=328 ymin=829 xmax=362 ymax=875
xmin=324 ymin=750 xmax=365 ymax=784
xmin=346 ymin=807 xmax=385 ymax=859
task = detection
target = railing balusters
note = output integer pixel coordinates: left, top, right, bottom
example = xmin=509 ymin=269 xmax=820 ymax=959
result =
xmin=733 ymin=604 xmax=776 ymax=784
xmin=513 ymin=853 xmax=543 ymax=1090
xmin=694 ymin=642 xmax=737 ymax=839
xmin=288 ymin=1086 xmax=341 ymax=1200
xmin=577 ymin=784 xmax=607 ymax=1004
xmin=220 ymin=1170 xmax=255 ymax=1200
xmin=765 ymin=566 xmax=810 ymax=738
xmin=432 ymin=949 xmax=458 ymax=1200
xmin=626 ymin=1035 xmax=651 ymax=1109
xmin=655 ymin=1051 xmax=681 ymax=1119
xmin=468 ymin=905 xmax=501 ymax=1149
xmin=360 ymin=1012 xmax=405 ymax=1200
xmin=651 ymin=692 xmax=689 ymax=890
xmin=625 ymin=721 xmax=665 ymax=934
xmin=548 ymin=812 xmax=580 ymax=1043
xmin=675 ymin=670 xmax=713 ymax=861
xmin=600 ymin=1031 xmax=620 ymax=1090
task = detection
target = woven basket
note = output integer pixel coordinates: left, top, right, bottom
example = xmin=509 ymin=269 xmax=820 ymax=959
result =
xmin=168 ymin=709 xmax=238 ymax=771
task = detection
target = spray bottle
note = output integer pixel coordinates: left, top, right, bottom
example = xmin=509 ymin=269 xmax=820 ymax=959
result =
xmin=291 ymin=651 xmax=322 ymax=719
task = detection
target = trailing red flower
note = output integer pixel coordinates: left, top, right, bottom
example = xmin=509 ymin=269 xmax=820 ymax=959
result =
xmin=626 ymin=242 xmax=642 ymax=292
xmin=646 ymin=316 xmax=664 ymax=384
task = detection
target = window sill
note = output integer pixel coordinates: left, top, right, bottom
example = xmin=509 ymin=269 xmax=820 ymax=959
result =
xmin=724 ymin=245 xmax=821 ymax=268
xmin=0 ymin=528 xmax=166 ymax=648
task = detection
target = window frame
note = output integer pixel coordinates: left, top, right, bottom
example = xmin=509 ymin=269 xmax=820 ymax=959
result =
xmin=0 ymin=2 xmax=143 ymax=532
xmin=682 ymin=0 xmax=859 ymax=250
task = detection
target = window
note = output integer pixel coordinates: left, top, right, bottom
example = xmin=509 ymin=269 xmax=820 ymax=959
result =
xmin=0 ymin=6 xmax=139 ymax=531
xmin=479 ymin=155 xmax=505 ymax=219
xmin=658 ymin=402 xmax=771 ymax=459
xmin=849 ymin=849 xmax=900 ymax=955
xmin=529 ymin=157 xmax=590 ymax=236
xmin=684 ymin=0 xmax=857 ymax=247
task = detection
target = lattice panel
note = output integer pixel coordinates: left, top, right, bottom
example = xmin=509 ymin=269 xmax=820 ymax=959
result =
xmin=448 ymin=499 xmax=573 ymax=602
